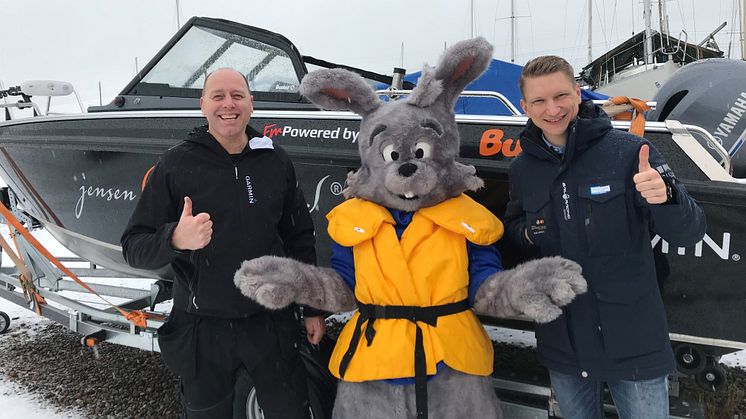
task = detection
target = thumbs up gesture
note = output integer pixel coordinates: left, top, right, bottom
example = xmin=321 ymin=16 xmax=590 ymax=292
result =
xmin=171 ymin=197 xmax=213 ymax=250
xmin=633 ymin=144 xmax=667 ymax=204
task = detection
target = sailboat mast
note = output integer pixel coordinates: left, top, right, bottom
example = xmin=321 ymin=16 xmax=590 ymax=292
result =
xmin=176 ymin=0 xmax=181 ymax=30
xmin=643 ymin=0 xmax=654 ymax=64
xmin=511 ymin=0 xmax=516 ymax=63
xmin=588 ymin=0 xmax=593 ymax=64
xmin=658 ymin=0 xmax=668 ymax=35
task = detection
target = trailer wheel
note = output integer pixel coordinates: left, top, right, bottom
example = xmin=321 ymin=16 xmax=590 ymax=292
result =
xmin=233 ymin=370 xmax=325 ymax=419
xmin=0 ymin=311 xmax=10 ymax=334
xmin=694 ymin=362 xmax=727 ymax=392
xmin=674 ymin=344 xmax=706 ymax=375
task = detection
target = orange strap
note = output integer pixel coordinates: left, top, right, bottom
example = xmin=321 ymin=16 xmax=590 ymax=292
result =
xmin=0 ymin=202 xmax=158 ymax=328
xmin=609 ymin=96 xmax=651 ymax=137
xmin=0 ymin=233 xmax=45 ymax=315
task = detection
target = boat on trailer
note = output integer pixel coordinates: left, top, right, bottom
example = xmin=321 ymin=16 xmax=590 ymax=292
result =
xmin=1 ymin=15 xmax=745 ymax=417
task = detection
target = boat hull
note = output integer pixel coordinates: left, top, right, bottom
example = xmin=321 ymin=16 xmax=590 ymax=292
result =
xmin=1 ymin=111 xmax=745 ymax=349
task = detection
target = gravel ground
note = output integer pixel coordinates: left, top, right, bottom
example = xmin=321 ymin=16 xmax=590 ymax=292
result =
xmin=0 ymin=318 xmax=744 ymax=419
xmin=0 ymin=321 xmax=180 ymax=418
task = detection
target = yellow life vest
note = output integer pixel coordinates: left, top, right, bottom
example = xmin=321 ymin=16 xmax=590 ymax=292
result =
xmin=326 ymin=194 xmax=504 ymax=381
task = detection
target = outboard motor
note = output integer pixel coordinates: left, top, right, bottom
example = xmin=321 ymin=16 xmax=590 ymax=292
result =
xmin=649 ymin=58 xmax=746 ymax=178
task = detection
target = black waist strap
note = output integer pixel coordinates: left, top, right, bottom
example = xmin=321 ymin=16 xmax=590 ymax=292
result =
xmin=338 ymin=299 xmax=470 ymax=419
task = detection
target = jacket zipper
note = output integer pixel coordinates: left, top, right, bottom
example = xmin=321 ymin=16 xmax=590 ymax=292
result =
xmin=233 ymin=156 xmax=250 ymax=266
xmin=585 ymin=201 xmax=594 ymax=248
xmin=188 ymin=250 xmax=200 ymax=311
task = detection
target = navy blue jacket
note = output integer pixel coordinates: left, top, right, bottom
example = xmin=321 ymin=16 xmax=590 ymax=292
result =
xmin=504 ymin=102 xmax=706 ymax=380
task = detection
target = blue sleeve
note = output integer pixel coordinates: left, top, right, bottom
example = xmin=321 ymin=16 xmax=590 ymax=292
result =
xmin=467 ymin=242 xmax=503 ymax=305
xmin=331 ymin=242 xmax=356 ymax=291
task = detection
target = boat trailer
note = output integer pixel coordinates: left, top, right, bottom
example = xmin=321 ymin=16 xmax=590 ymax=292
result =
xmin=0 ymin=186 xmax=710 ymax=418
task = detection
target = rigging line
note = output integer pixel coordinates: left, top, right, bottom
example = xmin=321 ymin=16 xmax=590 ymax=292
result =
xmin=738 ymin=3 xmax=746 ymax=60
xmin=675 ymin=0 xmax=687 ymax=34
xmin=573 ymin=0 xmax=589 ymax=68
xmin=690 ymin=0 xmax=697 ymax=36
xmin=593 ymin=0 xmax=609 ymax=51
xmin=492 ymin=0 xmax=500 ymax=58
xmin=609 ymin=0 xmax=619 ymax=45
xmin=729 ymin=0 xmax=738 ymax=57
xmin=526 ymin=1 xmax=536 ymax=64
xmin=563 ymin=0 xmax=570 ymax=57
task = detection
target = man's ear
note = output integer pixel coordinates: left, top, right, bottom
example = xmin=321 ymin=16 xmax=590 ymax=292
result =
xmin=199 ymin=96 xmax=204 ymax=114
xmin=520 ymin=98 xmax=527 ymax=115
xmin=300 ymin=69 xmax=381 ymax=117
xmin=574 ymin=83 xmax=582 ymax=104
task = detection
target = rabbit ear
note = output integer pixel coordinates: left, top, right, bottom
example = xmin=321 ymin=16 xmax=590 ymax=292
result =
xmin=415 ymin=37 xmax=493 ymax=110
xmin=300 ymin=68 xmax=381 ymax=116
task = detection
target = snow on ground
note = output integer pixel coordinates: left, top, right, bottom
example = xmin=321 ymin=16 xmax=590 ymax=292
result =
xmin=0 ymin=375 xmax=83 ymax=419
xmin=0 ymin=298 xmax=85 ymax=419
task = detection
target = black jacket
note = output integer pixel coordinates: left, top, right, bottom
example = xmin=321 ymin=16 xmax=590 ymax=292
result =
xmin=504 ymin=102 xmax=706 ymax=380
xmin=121 ymin=126 xmax=316 ymax=318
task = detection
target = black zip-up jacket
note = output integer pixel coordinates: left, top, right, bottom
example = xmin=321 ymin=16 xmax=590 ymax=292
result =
xmin=504 ymin=101 xmax=706 ymax=380
xmin=121 ymin=126 xmax=316 ymax=318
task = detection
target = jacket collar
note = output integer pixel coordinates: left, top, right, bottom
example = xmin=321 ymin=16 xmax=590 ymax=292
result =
xmin=519 ymin=100 xmax=613 ymax=163
xmin=326 ymin=195 xmax=502 ymax=247
xmin=185 ymin=124 xmax=263 ymax=155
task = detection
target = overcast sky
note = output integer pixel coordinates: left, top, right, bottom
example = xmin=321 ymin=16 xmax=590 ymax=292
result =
xmin=0 ymin=0 xmax=743 ymax=111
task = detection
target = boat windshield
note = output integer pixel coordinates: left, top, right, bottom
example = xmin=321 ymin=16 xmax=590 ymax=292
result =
xmin=140 ymin=25 xmax=300 ymax=94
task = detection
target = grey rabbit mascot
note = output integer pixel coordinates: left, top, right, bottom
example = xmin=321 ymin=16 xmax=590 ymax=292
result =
xmin=234 ymin=37 xmax=587 ymax=419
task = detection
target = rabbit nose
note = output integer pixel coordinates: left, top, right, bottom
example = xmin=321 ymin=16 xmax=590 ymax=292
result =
xmin=398 ymin=163 xmax=417 ymax=177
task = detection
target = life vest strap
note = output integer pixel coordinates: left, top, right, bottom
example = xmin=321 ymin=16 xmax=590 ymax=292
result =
xmin=339 ymin=299 xmax=470 ymax=419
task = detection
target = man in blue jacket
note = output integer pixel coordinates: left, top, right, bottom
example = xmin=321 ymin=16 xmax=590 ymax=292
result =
xmin=504 ymin=56 xmax=706 ymax=418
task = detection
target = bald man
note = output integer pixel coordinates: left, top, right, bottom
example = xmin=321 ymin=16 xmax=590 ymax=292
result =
xmin=122 ymin=68 xmax=324 ymax=418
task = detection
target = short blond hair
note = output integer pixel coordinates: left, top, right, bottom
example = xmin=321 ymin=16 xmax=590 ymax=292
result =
xmin=519 ymin=56 xmax=575 ymax=97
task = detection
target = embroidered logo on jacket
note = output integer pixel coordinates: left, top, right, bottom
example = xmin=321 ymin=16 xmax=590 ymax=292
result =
xmin=530 ymin=218 xmax=547 ymax=236
xmin=245 ymin=175 xmax=257 ymax=204
xmin=562 ymin=182 xmax=571 ymax=221
xmin=590 ymin=185 xmax=611 ymax=195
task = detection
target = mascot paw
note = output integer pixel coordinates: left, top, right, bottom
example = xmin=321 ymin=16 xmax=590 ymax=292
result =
xmin=515 ymin=256 xmax=587 ymax=323
xmin=234 ymin=256 xmax=299 ymax=309
xmin=474 ymin=256 xmax=587 ymax=323
xmin=538 ymin=256 xmax=587 ymax=306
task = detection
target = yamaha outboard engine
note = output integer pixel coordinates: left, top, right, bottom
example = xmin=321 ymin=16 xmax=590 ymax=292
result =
xmin=649 ymin=58 xmax=746 ymax=178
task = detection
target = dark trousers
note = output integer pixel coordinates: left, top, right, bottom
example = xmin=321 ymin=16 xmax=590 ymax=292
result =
xmin=158 ymin=309 xmax=311 ymax=419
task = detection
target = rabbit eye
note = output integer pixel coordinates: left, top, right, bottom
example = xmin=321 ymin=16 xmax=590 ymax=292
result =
xmin=414 ymin=142 xmax=432 ymax=159
xmin=382 ymin=144 xmax=399 ymax=162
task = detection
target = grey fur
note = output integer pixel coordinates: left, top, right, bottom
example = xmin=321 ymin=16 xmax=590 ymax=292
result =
xmin=333 ymin=366 xmax=502 ymax=419
xmin=473 ymin=256 xmax=588 ymax=323
xmin=299 ymin=68 xmax=381 ymax=116
xmin=234 ymin=256 xmax=356 ymax=313
xmin=408 ymin=66 xmax=443 ymax=108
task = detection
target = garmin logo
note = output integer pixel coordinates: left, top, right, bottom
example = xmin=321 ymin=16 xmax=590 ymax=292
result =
xmin=245 ymin=176 xmax=256 ymax=204
xmin=651 ymin=232 xmax=740 ymax=261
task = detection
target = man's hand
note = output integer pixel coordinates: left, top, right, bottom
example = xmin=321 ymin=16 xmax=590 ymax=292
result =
xmin=304 ymin=315 xmax=326 ymax=345
xmin=633 ymin=144 xmax=667 ymax=204
xmin=171 ymin=196 xmax=213 ymax=250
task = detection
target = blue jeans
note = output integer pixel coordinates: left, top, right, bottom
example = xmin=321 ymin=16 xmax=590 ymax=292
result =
xmin=549 ymin=370 xmax=669 ymax=419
